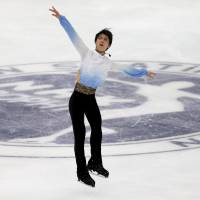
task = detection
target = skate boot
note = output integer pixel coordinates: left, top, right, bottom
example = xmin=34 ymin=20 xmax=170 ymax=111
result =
xmin=87 ymin=161 xmax=109 ymax=178
xmin=77 ymin=170 xmax=95 ymax=187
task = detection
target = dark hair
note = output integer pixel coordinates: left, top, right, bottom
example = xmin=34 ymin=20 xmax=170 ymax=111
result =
xmin=95 ymin=28 xmax=113 ymax=47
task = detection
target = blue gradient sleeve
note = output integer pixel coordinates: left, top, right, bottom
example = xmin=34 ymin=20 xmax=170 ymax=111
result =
xmin=123 ymin=67 xmax=148 ymax=77
xmin=111 ymin=62 xmax=148 ymax=77
xmin=59 ymin=15 xmax=89 ymax=58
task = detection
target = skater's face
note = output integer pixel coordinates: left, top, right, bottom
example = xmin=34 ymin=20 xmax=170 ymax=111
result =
xmin=95 ymin=34 xmax=110 ymax=54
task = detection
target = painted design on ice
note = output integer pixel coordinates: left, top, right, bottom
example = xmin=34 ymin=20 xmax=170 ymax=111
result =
xmin=0 ymin=61 xmax=200 ymax=146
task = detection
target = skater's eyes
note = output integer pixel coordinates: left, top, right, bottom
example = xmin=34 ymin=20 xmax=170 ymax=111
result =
xmin=98 ymin=36 xmax=108 ymax=42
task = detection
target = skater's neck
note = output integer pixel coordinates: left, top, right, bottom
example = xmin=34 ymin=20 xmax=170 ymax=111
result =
xmin=95 ymin=49 xmax=105 ymax=56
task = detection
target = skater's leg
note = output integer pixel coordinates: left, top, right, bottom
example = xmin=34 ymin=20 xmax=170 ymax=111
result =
xmin=69 ymin=91 xmax=95 ymax=187
xmin=69 ymin=91 xmax=87 ymax=172
xmin=85 ymin=95 xmax=109 ymax=178
xmin=85 ymin=95 xmax=103 ymax=165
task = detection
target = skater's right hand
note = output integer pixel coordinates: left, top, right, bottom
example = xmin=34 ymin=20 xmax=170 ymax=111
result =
xmin=49 ymin=6 xmax=61 ymax=19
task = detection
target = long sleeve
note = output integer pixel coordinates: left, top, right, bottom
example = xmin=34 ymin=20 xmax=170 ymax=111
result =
xmin=59 ymin=15 xmax=89 ymax=58
xmin=110 ymin=61 xmax=148 ymax=77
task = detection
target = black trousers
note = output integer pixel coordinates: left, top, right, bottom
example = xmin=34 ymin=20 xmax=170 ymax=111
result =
xmin=69 ymin=90 xmax=102 ymax=172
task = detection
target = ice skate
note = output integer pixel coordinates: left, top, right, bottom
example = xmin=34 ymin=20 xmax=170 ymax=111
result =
xmin=77 ymin=170 xmax=95 ymax=187
xmin=87 ymin=161 xmax=109 ymax=178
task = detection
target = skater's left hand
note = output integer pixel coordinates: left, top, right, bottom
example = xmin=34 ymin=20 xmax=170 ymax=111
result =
xmin=147 ymin=71 xmax=156 ymax=79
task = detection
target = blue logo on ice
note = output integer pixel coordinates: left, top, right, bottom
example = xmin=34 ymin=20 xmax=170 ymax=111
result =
xmin=0 ymin=61 xmax=200 ymax=158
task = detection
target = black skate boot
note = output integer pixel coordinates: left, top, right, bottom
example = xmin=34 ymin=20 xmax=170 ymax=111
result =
xmin=87 ymin=161 xmax=109 ymax=178
xmin=77 ymin=170 xmax=95 ymax=187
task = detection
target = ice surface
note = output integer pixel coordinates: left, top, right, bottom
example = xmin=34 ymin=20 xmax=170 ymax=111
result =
xmin=0 ymin=0 xmax=200 ymax=200
xmin=0 ymin=0 xmax=200 ymax=65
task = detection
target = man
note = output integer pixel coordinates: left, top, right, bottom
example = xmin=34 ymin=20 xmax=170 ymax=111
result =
xmin=49 ymin=6 xmax=155 ymax=187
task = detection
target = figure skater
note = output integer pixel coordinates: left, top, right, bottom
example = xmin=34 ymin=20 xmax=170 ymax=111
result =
xmin=49 ymin=6 xmax=156 ymax=187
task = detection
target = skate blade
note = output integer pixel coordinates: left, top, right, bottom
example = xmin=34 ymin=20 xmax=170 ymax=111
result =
xmin=89 ymin=170 xmax=109 ymax=178
xmin=77 ymin=179 xmax=95 ymax=188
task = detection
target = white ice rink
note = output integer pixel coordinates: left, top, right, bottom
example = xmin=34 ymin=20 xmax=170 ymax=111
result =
xmin=0 ymin=0 xmax=200 ymax=199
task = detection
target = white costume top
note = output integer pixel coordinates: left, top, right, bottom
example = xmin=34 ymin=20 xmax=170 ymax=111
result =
xmin=59 ymin=15 xmax=148 ymax=89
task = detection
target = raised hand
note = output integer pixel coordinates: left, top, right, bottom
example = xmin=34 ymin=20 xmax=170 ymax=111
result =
xmin=49 ymin=6 xmax=61 ymax=18
xmin=147 ymin=71 xmax=156 ymax=79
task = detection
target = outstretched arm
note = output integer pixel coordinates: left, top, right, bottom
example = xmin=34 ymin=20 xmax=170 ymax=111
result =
xmin=110 ymin=61 xmax=156 ymax=79
xmin=49 ymin=6 xmax=89 ymax=58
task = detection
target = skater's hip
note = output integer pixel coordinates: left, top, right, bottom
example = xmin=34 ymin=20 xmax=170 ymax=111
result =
xmin=74 ymin=82 xmax=96 ymax=95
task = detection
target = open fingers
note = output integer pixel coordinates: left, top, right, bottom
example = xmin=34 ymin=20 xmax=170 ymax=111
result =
xmin=49 ymin=6 xmax=60 ymax=18
xmin=49 ymin=8 xmax=56 ymax=12
xmin=150 ymin=72 xmax=155 ymax=77
xmin=49 ymin=6 xmax=58 ymax=12
xmin=51 ymin=6 xmax=58 ymax=13
xmin=147 ymin=71 xmax=156 ymax=79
